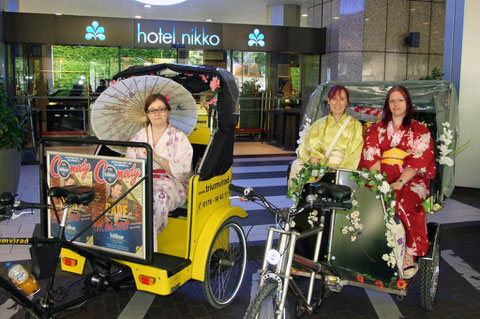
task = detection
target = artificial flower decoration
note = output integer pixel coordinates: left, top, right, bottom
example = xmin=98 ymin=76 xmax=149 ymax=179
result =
xmin=287 ymin=161 xmax=327 ymax=202
xmin=356 ymin=274 xmax=365 ymax=284
xmin=200 ymin=74 xmax=208 ymax=83
xmin=374 ymin=281 xmax=385 ymax=289
xmin=396 ymin=279 xmax=408 ymax=290
xmin=295 ymin=117 xmax=312 ymax=154
xmin=341 ymin=199 xmax=363 ymax=242
xmin=210 ymin=76 xmax=220 ymax=92
xmin=437 ymin=121 xmax=468 ymax=167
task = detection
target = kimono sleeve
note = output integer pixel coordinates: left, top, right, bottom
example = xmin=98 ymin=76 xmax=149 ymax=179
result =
xmin=298 ymin=119 xmax=326 ymax=163
xmin=169 ymin=131 xmax=193 ymax=182
xmin=404 ymin=122 xmax=436 ymax=178
xmin=125 ymin=130 xmax=145 ymax=159
xmin=341 ymin=119 xmax=364 ymax=170
xmin=359 ymin=124 xmax=382 ymax=170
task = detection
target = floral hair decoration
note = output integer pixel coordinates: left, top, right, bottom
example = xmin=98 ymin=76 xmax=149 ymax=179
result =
xmin=164 ymin=94 xmax=170 ymax=102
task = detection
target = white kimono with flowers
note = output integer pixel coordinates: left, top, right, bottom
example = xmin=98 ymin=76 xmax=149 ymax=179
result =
xmin=126 ymin=124 xmax=193 ymax=234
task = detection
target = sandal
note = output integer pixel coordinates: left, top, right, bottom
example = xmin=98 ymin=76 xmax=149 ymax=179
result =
xmin=403 ymin=263 xmax=418 ymax=279
xmin=402 ymin=253 xmax=418 ymax=279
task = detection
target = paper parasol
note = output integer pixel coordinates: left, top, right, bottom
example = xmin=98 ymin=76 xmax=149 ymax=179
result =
xmin=91 ymin=75 xmax=197 ymax=154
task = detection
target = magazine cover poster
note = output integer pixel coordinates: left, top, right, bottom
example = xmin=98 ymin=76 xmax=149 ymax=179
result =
xmin=47 ymin=151 xmax=146 ymax=259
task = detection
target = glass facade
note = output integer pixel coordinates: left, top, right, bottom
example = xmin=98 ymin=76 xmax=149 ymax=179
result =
xmin=7 ymin=42 xmax=320 ymax=147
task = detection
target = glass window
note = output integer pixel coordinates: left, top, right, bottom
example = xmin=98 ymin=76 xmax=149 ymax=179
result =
xmin=232 ymin=51 xmax=267 ymax=92
xmin=52 ymin=45 xmax=120 ymax=93
xmin=120 ymin=47 xmax=177 ymax=69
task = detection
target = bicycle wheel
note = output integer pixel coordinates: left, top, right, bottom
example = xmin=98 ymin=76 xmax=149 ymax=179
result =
xmin=420 ymin=242 xmax=440 ymax=311
xmin=244 ymin=279 xmax=291 ymax=319
xmin=202 ymin=219 xmax=247 ymax=309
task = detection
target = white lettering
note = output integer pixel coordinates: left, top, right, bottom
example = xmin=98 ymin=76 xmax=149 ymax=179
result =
xmin=136 ymin=23 xmax=221 ymax=47
xmin=147 ymin=31 xmax=159 ymax=43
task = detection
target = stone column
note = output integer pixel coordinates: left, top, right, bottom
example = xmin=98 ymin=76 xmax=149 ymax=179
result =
xmin=267 ymin=4 xmax=300 ymax=27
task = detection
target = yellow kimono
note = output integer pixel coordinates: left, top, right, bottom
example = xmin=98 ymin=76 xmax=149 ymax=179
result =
xmin=298 ymin=112 xmax=364 ymax=170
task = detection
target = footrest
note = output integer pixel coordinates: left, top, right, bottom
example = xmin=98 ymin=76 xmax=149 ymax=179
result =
xmin=151 ymin=253 xmax=191 ymax=277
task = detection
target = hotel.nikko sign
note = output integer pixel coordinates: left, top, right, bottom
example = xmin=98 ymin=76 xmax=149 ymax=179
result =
xmin=135 ymin=21 xmax=222 ymax=49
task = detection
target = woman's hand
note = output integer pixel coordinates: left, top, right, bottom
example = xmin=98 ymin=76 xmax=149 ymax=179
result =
xmin=391 ymin=181 xmax=404 ymax=190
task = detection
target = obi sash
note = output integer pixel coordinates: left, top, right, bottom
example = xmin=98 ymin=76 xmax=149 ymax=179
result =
xmin=153 ymin=168 xmax=169 ymax=179
xmin=380 ymin=147 xmax=409 ymax=165
xmin=326 ymin=150 xmax=345 ymax=166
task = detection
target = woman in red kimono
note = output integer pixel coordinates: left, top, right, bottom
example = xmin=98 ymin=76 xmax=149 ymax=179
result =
xmin=360 ymin=86 xmax=436 ymax=279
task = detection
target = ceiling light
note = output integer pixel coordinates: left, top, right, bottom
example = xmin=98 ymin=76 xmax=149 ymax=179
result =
xmin=206 ymin=18 xmax=212 ymax=22
xmin=136 ymin=0 xmax=188 ymax=6
xmin=135 ymin=15 xmax=142 ymax=19
xmin=144 ymin=4 xmax=152 ymax=8
xmin=301 ymin=14 xmax=308 ymax=17
xmin=55 ymin=12 xmax=62 ymax=15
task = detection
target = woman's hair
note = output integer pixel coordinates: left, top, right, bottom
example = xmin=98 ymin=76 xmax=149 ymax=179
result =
xmin=144 ymin=93 xmax=171 ymax=114
xmin=382 ymin=86 xmax=414 ymax=127
xmin=327 ymin=85 xmax=350 ymax=105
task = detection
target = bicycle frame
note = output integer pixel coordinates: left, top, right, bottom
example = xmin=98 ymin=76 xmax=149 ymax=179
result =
xmin=258 ymin=212 xmax=329 ymax=318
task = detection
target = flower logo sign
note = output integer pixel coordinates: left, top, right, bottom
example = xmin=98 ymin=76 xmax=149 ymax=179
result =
xmin=85 ymin=21 xmax=106 ymax=41
xmin=248 ymin=29 xmax=265 ymax=47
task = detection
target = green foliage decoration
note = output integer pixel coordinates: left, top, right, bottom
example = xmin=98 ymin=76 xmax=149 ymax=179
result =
xmin=0 ymin=82 xmax=24 ymax=150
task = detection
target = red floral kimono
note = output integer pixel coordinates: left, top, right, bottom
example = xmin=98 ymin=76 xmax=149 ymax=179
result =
xmin=360 ymin=120 xmax=436 ymax=256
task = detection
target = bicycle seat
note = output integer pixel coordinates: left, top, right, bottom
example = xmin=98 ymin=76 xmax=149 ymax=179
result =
xmin=306 ymin=182 xmax=351 ymax=201
xmin=47 ymin=186 xmax=95 ymax=205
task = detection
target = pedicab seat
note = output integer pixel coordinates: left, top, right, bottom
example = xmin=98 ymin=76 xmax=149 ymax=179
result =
xmin=47 ymin=186 xmax=95 ymax=205
xmin=305 ymin=182 xmax=352 ymax=201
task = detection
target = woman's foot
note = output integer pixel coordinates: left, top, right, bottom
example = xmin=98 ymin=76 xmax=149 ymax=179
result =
xmin=403 ymin=253 xmax=418 ymax=279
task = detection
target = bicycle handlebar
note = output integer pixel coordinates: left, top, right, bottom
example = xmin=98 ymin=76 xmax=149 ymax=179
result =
xmin=229 ymin=184 xmax=352 ymax=218
xmin=14 ymin=201 xmax=49 ymax=210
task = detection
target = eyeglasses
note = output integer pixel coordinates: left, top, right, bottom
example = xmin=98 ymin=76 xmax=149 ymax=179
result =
xmin=146 ymin=107 xmax=168 ymax=114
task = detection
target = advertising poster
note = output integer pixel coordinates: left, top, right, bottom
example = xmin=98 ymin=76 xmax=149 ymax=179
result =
xmin=47 ymin=152 xmax=146 ymax=259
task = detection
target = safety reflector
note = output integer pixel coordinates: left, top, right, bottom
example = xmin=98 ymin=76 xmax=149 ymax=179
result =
xmin=139 ymin=275 xmax=156 ymax=285
xmin=62 ymin=257 xmax=77 ymax=267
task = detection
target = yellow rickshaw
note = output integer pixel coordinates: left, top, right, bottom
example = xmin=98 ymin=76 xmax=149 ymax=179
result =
xmin=0 ymin=64 xmax=247 ymax=318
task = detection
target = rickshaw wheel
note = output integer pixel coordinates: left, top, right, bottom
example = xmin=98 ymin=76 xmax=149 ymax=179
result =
xmin=202 ymin=219 xmax=247 ymax=309
xmin=419 ymin=242 xmax=440 ymax=311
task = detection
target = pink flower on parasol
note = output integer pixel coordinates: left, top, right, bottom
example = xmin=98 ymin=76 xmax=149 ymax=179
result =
xmin=200 ymin=74 xmax=208 ymax=83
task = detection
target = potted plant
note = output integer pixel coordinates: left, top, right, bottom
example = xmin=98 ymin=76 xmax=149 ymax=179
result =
xmin=0 ymin=82 xmax=24 ymax=194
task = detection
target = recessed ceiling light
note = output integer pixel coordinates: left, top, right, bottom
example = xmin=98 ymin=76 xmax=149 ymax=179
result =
xmin=301 ymin=14 xmax=308 ymax=17
xmin=144 ymin=4 xmax=152 ymax=8
xmin=333 ymin=16 xmax=340 ymax=20
xmin=206 ymin=18 xmax=212 ymax=22
xmin=136 ymin=0 xmax=188 ymax=5
xmin=135 ymin=15 xmax=142 ymax=19
xmin=55 ymin=12 xmax=62 ymax=15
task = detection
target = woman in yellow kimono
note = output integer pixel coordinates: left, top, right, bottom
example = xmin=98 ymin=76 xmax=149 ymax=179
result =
xmin=291 ymin=85 xmax=363 ymax=259
xmin=297 ymin=85 xmax=364 ymax=169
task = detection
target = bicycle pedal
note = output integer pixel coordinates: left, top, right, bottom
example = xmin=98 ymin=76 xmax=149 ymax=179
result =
xmin=52 ymin=286 xmax=69 ymax=302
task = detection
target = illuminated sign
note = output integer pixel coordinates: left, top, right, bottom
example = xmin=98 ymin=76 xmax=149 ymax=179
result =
xmin=136 ymin=0 xmax=188 ymax=5
xmin=248 ymin=29 xmax=265 ymax=47
xmin=85 ymin=21 xmax=106 ymax=41
xmin=136 ymin=23 xmax=220 ymax=47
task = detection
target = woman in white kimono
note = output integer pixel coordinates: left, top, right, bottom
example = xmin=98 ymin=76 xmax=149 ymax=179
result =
xmin=126 ymin=93 xmax=193 ymax=235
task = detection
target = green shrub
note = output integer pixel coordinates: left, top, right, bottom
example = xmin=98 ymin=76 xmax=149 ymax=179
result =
xmin=0 ymin=82 xmax=24 ymax=150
